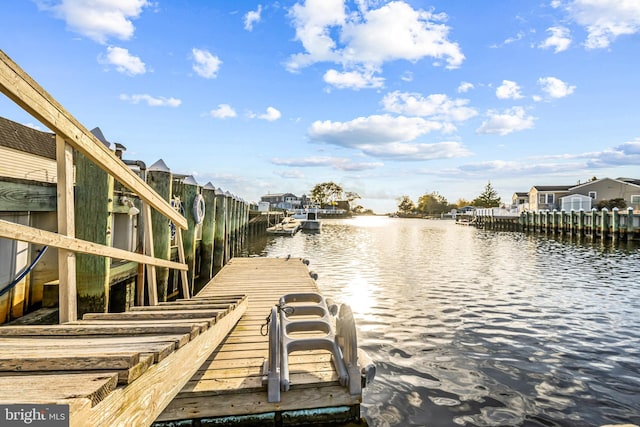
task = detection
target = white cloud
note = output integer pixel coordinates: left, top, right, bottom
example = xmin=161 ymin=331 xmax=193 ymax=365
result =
xmin=309 ymin=114 xmax=446 ymax=146
xmin=382 ymin=91 xmax=478 ymax=122
xmin=539 ymin=26 xmax=572 ymax=53
xmin=307 ymin=114 xmax=471 ymax=160
xmin=192 ymin=48 xmax=222 ymax=79
xmin=476 ymin=107 xmax=536 ymax=136
xmin=565 ymin=0 xmax=640 ymax=49
xmin=244 ymin=5 xmax=262 ymax=31
xmin=101 ymin=46 xmax=146 ymax=75
xmin=401 ymin=71 xmax=413 ymax=82
xmin=537 ymin=76 xmax=576 ymax=99
xmin=271 ymin=156 xmax=383 ymax=171
xmin=457 ymin=81 xmax=474 ymax=93
xmin=357 ymin=141 xmax=471 ymax=160
xmin=287 ymin=1 xmax=464 ymax=89
xmin=274 ymin=169 xmax=306 ymax=179
xmin=323 ymin=68 xmax=384 ymax=89
xmin=37 ymin=0 xmax=150 ymax=44
xmin=586 ymin=138 xmax=640 ymax=167
xmin=258 ymin=107 xmax=282 ymax=121
xmin=209 ymin=104 xmax=237 ymax=119
xmin=496 ymin=80 xmax=524 ymax=100
xmin=119 ymin=94 xmax=181 ymax=107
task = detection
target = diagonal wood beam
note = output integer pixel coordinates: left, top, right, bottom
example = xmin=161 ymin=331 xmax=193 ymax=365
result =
xmin=0 ymin=219 xmax=187 ymax=271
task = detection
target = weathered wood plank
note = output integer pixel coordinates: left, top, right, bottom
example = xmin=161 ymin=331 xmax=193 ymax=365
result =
xmin=158 ymin=385 xmax=360 ymax=421
xmin=82 ymin=309 xmax=222 ymax=322
xmin=0 ymin=352 xmax=139 ymax=371
xmin=0 ymin=324 xmax=200 ymax=337
xmin=0 ymin=334 xmax=190 ymax=350
xmin=0 ymin=180 xmax=56 ymax=211
xmin=0 ymin=372 xmax=118 ymax=406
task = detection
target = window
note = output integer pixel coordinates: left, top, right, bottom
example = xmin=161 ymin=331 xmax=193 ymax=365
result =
xmin=588 ymin=191 xmax=597 ymax=199
xmin=631 ymin=195 xmax=640 ymax=208
xmin=538 ymin=193 xmax=554 ymax=204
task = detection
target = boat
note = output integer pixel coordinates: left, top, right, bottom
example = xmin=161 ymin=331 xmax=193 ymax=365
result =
xmin=290 ymin=208 xmax=322 ymax=231
xmin=266 ymin=217 xmax=302 ymax=235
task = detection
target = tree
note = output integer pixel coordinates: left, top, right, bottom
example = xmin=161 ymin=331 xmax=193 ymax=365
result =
xmin=417 ymin=191 xmax=449 ymax=215
xmin=455 ymin=198 xmax=472 ymax=208
xmin=597 ymin=198 xmax=627 ymax=210
xmin=344 ymin=191 xmax=361 ymax=210
xmin=397 ymin=195 xmax=415 ymax=214
xmin=352 ymin=205 xmax=374 ymax=215
xmin=471 ymin=181 xmax=501 ymax=207
xmin=310 ymin=182 xmax=343 ymax=208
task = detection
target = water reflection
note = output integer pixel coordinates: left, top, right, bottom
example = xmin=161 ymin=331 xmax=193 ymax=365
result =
xmin=243 ymin=217 xmax=640 ymax=427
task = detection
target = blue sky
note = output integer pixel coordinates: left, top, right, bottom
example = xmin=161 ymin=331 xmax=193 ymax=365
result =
xmin=1 ymin=0 xmax=639 ymax=213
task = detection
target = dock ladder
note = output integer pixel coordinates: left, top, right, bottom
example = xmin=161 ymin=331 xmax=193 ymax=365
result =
xmin=263 ymin=292 xmax=373 ymax=403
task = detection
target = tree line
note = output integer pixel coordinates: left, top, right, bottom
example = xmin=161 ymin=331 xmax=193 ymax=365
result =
xmin=397 ymin=181 xmax=502 ymax=216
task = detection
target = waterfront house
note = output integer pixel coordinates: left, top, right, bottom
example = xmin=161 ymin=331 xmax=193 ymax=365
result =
xmin=260 ymin=192 xmax=304 ymax=210
xmin=527 ymin=185 xmax=572 ymax=211
xmin=565 ymin=177 xmax=640 ymax=212
xmin=511 ymin=192 xmax=529 ymax=213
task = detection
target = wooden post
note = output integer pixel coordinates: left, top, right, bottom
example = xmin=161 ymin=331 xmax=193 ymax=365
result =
xmin=601 ymin=208 xmax=609 ymax=239
xmin=611 ymin=207 xmax=619 ymax=240
xmin=213 ymin=188 xmax=226 ymax=271
xmin=74 ymin=146 xmax=113 ymax=317
xmin=627 ymin=207 xmax=634 ymax=238
xmin=146 ymin=160 xmax=172 ymax=303
xmin=142 ymin=204 xmax=158 ymax=305
xmin=173 ymin=176 xmax=198 ymax=296
xmin=56 ymin=135 xmax=77 ymax=323
xmin=224 ymin=191 xmax=232 ymax=264
xmin=578 ymin=209 xmax=585 ymax=235
xmin=590 ymin=208 xmax=597 ymax=239
xmin=199 ymin=182 xmax=217 ymax=286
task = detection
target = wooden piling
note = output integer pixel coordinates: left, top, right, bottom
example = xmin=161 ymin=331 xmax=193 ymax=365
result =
xmin=146 ymin=160 xmax=173 ymax=303
xmin=199 ymin=182 xmax=217 ymax=289
xmin=173 ymin=176 xmax=199 ymax=297
xmin=74 ymin=149 xmax=114 ymax=317
xmin=213 ymin=188 xmax=226 ymax=271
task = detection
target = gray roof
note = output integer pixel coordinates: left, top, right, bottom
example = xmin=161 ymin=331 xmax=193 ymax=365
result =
xmin=531 ymin=185 xmax=572 ymax=191
xmin=0 ymin=116 xmax=55 ymax=159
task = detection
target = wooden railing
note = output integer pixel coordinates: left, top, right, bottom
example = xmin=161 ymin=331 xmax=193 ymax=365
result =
xmin=0 ymin=49 xmax=189 ymax=322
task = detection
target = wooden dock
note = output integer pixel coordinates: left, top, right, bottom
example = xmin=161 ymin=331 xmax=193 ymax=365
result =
xmin=156 ymin=257 xmax=363 ymax=426
xmin=0 ymin=294 xmax=247 ymax=426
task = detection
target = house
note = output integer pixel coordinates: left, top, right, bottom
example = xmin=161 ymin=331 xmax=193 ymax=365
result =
xmin=565 ymin=177 xmax=640 ymax=211
xmin=260 ymin=193 xmax=302 ymax=210
xmin=511 ymin=192 xmax=529 ymax=213
xmin=0 ymin=115 xmax=56 ymax=183
xmin=528 ymin=185 xmax=572 ymax=211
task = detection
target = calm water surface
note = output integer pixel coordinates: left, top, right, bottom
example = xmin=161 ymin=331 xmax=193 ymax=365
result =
xmin=243 ymin=216 xmax=640 ymax=427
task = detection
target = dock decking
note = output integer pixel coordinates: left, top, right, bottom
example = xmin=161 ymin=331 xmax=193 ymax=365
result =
xmin=0 ymin=294 xmax=247 ymax=426
xmin=156 ymin=257 xmax=362 ymax=425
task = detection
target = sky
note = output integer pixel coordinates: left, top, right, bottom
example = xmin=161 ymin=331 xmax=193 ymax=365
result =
xmin=1 ymin=0 xmax=639 ymax=213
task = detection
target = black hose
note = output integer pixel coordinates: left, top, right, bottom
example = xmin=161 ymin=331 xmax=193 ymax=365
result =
xmin=0 ymin=246 xmax=48 ymax=297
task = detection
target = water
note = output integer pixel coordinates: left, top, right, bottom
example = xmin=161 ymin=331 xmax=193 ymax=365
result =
xmin=243 ymin=216 xmax=640 ymax=427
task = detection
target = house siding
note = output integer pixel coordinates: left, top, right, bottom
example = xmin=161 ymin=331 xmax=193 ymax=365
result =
xmin=0 ymin=146 xmax=57 ymax=183
xmin=568 ymin=178 xmax=640 ymax=207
